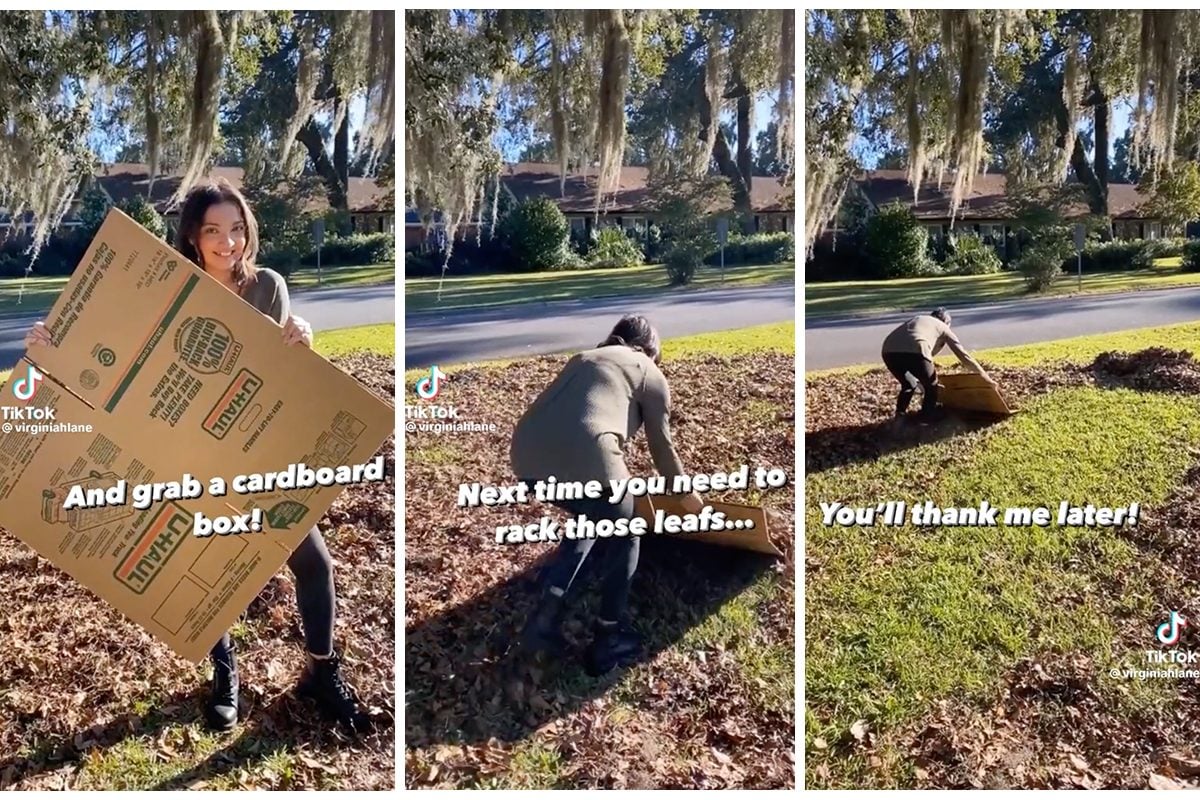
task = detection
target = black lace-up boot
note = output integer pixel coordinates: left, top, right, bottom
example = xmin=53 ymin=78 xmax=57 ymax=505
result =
xmin=296 ymin=651 xmax=370 ymax=733
xmin=205 ymin=646 xmax=240 ymax=731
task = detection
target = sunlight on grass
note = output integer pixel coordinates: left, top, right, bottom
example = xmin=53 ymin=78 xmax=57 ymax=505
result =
xmin=505 ymin=741 xmax=566 ymax=790
xmin=75 ymin=726 xmax=228 ymax=790
xmin=806 ymin=264 xmax=1200 ymax=318
xmin=810 ymin=320 xmax=1200 ymax=377
xmin=410 ymin=321 xmax=796 ymax=377
xmin=406 ymin=261 xmax=794 ymax=313
xmin=313 ymin=323 xmax=395 ymax=358
xmin=805 ymin=387 xmax=1200 ymax=786
xmin=288 ymin=263 xmax=393 ymax=290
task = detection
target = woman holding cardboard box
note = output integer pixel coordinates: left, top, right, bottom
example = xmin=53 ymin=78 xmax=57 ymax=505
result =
xmin=24 ymin=179 xmax=368 ymax=734
xmin=511 ymin=314 xmax=704 ymax=676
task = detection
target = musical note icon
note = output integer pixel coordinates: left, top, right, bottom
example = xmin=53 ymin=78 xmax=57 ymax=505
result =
xmin=12 ymin=363 xmax=44 ymax=401
xmin=1156 ymin=610 xmax=1188 ymax=646
xmin=415 ymin=365 xmax=446 ymax=400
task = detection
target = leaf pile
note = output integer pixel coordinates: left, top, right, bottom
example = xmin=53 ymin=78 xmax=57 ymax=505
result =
xmin=0 ymin=353 xmax=396 ymax=790
xmin=899 ymin=651 xmax=1197 ymax=789
xmin=405 ymin=352 xmax=795 ymax=789
xmin=1088 ymin=347 xmax=1200 ymax=394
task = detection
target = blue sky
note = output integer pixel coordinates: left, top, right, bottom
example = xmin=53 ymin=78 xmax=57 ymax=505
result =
xmin=88 ymin=97 xmax=367 ymax=164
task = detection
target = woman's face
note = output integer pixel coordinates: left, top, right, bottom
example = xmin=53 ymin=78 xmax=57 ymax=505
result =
xmin=194 ymin=201 xmax=246 ymax=275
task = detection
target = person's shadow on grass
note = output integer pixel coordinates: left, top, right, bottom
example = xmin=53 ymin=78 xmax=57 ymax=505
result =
xmin=806 ymin=412 xmax=1005 ymax=474
xmin=404 ymin=536 xmax=779 ymax=749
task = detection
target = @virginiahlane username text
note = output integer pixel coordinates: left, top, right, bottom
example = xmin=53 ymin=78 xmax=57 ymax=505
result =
xmin=2 ymin=422 xmax=93 ymax=434
xmin=1111 ymin=667 xmax=1200 ymax=680
xmin=405 ymin=420 xmax=497 ymax=434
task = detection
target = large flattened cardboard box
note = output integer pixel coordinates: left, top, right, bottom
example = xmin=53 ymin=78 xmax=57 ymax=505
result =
xmin=633 ymin=494 xmax=780 ymax=556
xmin=938 ymin=373 xmax=1017 ymax=417
xmin=0 ymin=209 xmax=394 ymax=663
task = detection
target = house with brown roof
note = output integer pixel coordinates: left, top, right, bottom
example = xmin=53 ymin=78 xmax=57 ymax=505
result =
xmin=405 ymin=161 xmax=794 ymax=251
xmin=834 ymin=169 xmax=1164 ymax=248
xmin=0 ymin=163 xmax=394 ymax=243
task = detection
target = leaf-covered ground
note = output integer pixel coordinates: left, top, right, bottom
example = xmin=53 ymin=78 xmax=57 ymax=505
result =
xmin=0 ymin=353 xmax=396 ymax=791
xmin=405 ymin=351 xmax=796 ymax=789
xmin=806 ymin=348 xmax=1200 ymax=789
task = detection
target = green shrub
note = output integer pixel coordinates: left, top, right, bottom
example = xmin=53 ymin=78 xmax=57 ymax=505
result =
xmin=303 ymin=232 xmax=394 ymax=267
xmin=119 ymin=195 xmax=166 ymax=240
xmin=944 ymin=233 xmax=1003 ymax=275
xmin=0 ymin=230 xmax=90 ymax=277
xmin=705 ymin=231 xmax=793 ymax=266
xmin=1133 ymin=237 xmax=1188 ymax=269
xmin=1182 ymin=241 xmax=1200 ymax=272
xmin=1019 ymin=226 xmax=1073 ymax=291
xmin=863 ymin=202 xmax=931 ymax=278
xmin=1069 ymin=240 xmax=1143 ymax=273
xmin=499 ymin=198 xmax=571 ymax=272
xmin=665 ymin=243 xmax=705 ymax=285
xmin=587 ymin=226 xmax=643 ymax=268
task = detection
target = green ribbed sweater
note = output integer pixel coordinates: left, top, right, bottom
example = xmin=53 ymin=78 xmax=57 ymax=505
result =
xmin=510 ymin=345 xmax=686 ymax=485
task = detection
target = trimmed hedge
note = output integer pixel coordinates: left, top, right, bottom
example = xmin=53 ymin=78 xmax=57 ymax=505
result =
xmin=705 ymin=231 xmax=793 ymax=266
xmin=301 ymin=232 xmax=394 ymax=267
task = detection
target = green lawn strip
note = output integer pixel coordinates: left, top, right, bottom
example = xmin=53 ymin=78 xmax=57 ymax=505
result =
xmin=0 ymin=264 xmax=393 ymax=319
xmin=312 ymin=323 xmax=395 ymax=359
xmin=805 ymin=259 xmax=1197 ymax=319
xmin=286 ymin=263 xmax=394 ymax=290
xmin=806 ymin=320 xmax=1200 ymax=377
xmin=805 ymin=387 xmax=1200 ymax=786
xmin=403 ymin=321 xmax=797 ymax=389
xmin=406 ymin=261 xmax=794 ymax=313
xmin=0 ymin=323 xmax=394 ymax=385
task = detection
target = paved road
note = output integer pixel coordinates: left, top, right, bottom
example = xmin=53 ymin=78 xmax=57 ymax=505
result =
xmin=805 ymin=285 xmax=1200 ymax=370
xmin=0 ymin=283 xmax=395 ymax=370
xmin=405 ymin=283 xmax=796 ymax=369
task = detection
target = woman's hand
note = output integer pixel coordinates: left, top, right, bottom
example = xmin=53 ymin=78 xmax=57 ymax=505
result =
xmin=680 ymin=492 xmax=705 ymax=514
xmin=282 ymin=314 xmax=313 ymax=348
xmin=24 ymin=321 xmax=52 ymax=349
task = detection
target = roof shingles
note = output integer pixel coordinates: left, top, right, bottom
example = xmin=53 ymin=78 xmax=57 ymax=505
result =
xmin=858 ymin=169 xmax=1154 ymax=221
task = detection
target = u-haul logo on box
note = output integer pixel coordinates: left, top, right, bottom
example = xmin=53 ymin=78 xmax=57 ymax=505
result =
xmin=203 ymin=369 xmax=263 ymax=440
xmin=114 ymin=503 xmax=191 ymax=594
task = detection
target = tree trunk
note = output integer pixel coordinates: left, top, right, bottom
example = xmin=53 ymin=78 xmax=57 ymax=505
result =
xmin=296 ymin=118 xmax=348 ymax=218
xmin=699 ymin=79 xmax=752 ymax=227
xmin=1054 ymin=75 xmax=1108 ymax=222
xmin=736 ymin=90 xmax=754 ymax=234
xmin=334 ymin=95 xmax=352 ymax=235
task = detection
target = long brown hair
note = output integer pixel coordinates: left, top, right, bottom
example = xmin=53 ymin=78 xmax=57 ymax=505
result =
xmin=598 ymin=314 xmax=661 ymax=364
xmin=175 ymin=178 xmax=260 ymax=287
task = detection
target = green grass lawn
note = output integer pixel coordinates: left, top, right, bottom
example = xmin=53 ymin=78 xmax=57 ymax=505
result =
xmin=312 ymin=323 xmax=395 ymax=359
xmin=806 ymin=259 xmax=1200 ymax=318
xmin=0 ymin=323 xmax=395 ymax=384
xmin=286 ymin=262 xmax=393 ymax=290
xmin=810 ymin=319 xmax=1200 ymax=377
xmin=402 ymin=320 xmax=795 ymax=387
xmin=806 ymin=320 xmax=1200 ymax=786
xmin=406 ymin=261 xmax=794 ymax=313
xmin=0 ymin=263 xmax=393 ymax=318
xmin=806 ymin=386 xmax=1198 ymax=787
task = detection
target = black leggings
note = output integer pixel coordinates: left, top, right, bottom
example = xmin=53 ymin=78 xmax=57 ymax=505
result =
xmin=536 ymin=490 xmax=640 ymax=623
xmin=883 ymin=351 xmax=938 ymax=417
xmin=210 ymin=526 xmax=335 ymax=661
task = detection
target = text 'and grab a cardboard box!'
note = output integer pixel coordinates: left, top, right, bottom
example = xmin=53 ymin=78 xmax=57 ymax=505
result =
xmin=58 ymin=455 xmax=389 ymax=537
